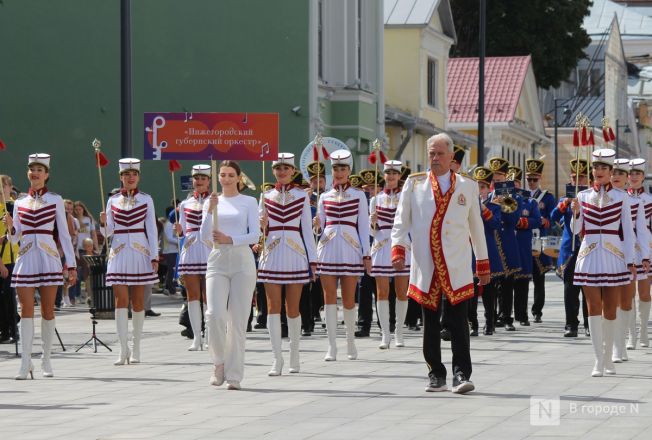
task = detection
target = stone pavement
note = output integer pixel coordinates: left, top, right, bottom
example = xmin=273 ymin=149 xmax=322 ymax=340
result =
xmin=1 ymin=274 xmax=651 ymax=440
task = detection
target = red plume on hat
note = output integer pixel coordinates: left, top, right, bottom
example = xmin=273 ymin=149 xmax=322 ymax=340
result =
xmin=588 ymin=130 xmax=595 ymax=147
xmin=168 ymin=160 xmax=182 ymax=173
xmin=312 ymin=142 xmax=330 ymax=161
xmin=368 ymin=149 xmax=387 ymax=165
xmin=572 ymin=128 xmax=580 ymax=147
xmin=95 ymin=151 xmax=109 ymax=168
xmin=580 ymin=126 xmax=588 ymax=146
xmin=0 ymin=139 xmax=6 ymax=151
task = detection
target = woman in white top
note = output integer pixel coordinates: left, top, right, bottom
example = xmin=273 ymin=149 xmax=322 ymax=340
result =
xmin=5 ymin=153 xmax=77 ymax=380
xmin=314 ymin=150 xmax=371 ymax=361
xmin=100 ymin=159 xmax=159 ymax=366
xmin=259 ymin=153 xmax=317 ymax=375
xmin=626 ymin=159 xmax=652 ymax=348
xmin=369 ymin=160 xmax=411 ymax=349
xmin=201 ymin=161 xmax=260 ymax=390
xmin=609 ymin=159 xmax=648 ymax=363
xmin=571 ymin=149 xmax=637 ymax=377
xmin=175 ymin=164 xmax=212 ymax=351
xmin=73 ymin=201 xmax=98 ymax=253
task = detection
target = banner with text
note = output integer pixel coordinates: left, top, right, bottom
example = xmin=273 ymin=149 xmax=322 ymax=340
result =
xmin=144 ymin=112 xmax=279 ymax=161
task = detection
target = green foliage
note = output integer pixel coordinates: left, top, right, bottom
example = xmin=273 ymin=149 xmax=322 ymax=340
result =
xmin=450 ymin=0 xmax=593 ymax=88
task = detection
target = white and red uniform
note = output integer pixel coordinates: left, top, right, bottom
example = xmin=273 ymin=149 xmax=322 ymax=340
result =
xmin=258 ymin=184 xmax=317 ymax=284
xmin=628 ymin=187 xmax=652 ymax=278
xmin=104 ymin=189 xmax=159 ymax=286
xmin=316 ymin=183 xmax=370 ymax=276
xmin=572 ymin=184 xmax=636 ymax=286
xmin=370 ymin=187 xmax=410 ymax=277
xmin=178 ymin=191 xmax=211 ymax=275
xmin=10 ymin=188 xmax=76 ymax=287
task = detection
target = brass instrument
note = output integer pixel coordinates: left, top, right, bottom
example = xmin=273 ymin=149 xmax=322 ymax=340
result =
xmin=491 ymin=195 xmax=518 ymax=214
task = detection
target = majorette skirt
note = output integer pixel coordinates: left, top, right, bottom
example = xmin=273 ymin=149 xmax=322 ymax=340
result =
xmin=574 ymin=245 xmax=632 ymax=287
xmin=634 ymin=241 xmax=649 ymax=277
xmin=317 ymin=231 xmax=364 ymax=277
xmin=370 ymin=239 xmax=410 ymax=277
xmin=12 ymin=245 xmax=64 ymax=288
xmin=257 ymin=236 xmax=311 ymax=284
xmin=106 ymin=244 xmax=159 ymax=286
xmin=178 ymin=234 xmax=209 ymax=275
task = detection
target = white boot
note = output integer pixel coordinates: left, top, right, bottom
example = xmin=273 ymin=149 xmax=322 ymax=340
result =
xmin=114 ymin=308 xmax=130 ymax=365
xmin=588 ymin=316 xmax=603 ymax=377
xmin=639 ymin=300 xmax=650 ymax=347
xmin=394 ymin=299 xmax=408 ymax=347
xmin=41 ymin=318 xmax=56 ymax=377
xmin=187 ymin=301 xmax=202 ymax=351
xmin=627 ymin=298 xmax=637 ymax=349
xmin=377 ymin=300 xmax=391 ymax=349
xmin=603 ymin=318 xmax=616 ymax=375
xmin=62 ymin=294 xmax=72 ymax=308
xmin=15 ymin=318 xmax=34 ymax=380
xmin=621 ymin=309 xmax=631 ymax=361
xmin=612 ymin=308 xmax=624 ymax=363
xmin=267 ymin=314 xmax=284 ymax=376
xmin=288 ymin=316 xmax=301 ymax=373
xmin=129 ymin=310 xmax=144 ymax=364
xmin=343 ymin=307 xmax=357 ymax=360
xmin=324 ymin=304 xmax=338 ymax=361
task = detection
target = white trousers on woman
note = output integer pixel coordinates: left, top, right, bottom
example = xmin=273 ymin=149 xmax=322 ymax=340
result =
xmin=205 ymin=244 xmax=257 ymax=383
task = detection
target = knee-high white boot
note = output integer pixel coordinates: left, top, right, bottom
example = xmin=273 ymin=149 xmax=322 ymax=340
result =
xmin=588 ymin=316 xmax=603 ymax=377
xmin=15 ymin=318 xmax=34 ymax=380
xmin=187 ymin=301 xmax=203 ymax=351
xmin=129 ymin=310 xmax=144 ymax=363
xmin=41 ymin=318 xmax=56 ymax=377
xmin=394 ymin=299 xmax=408 ymax=347
xmin=621 ymin=309 xmax=630 ymax=361
xmin=324 ymin=304 xmax=338 ymax=361
xmin=343 ymin=307 xmax=357 ymax=360
xmin=639 ymin=300 xmax=650 ymax=347
xmin=114 ymin=308 xmax=130 ymax=365
xmin=612 ymin=308 xmax=624 ymax=363
xmin=267 ymin=314 xmax=284 ymax=376
xmin=288 ymin=316 xmax=302 ymax=373
xmin=627 ymin=298 xmax=637 ymax=349
xmin=603 ymin=318 xmax=616 ymax=375
xmin=377 ymin=300 xmax=390 ymax=349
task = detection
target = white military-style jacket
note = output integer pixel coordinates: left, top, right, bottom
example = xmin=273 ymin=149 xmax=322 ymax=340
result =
xmin=104 ymin=189 xmax=159 ymax=262
xmin=391 ymin=171 xmax=489 ymax=311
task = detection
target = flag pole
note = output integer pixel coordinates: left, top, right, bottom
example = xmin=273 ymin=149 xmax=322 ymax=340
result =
xmin=92 ymin=139 xmax=109 ymax=255
xmin=211 ymin=160 xmax=219 ymax=249
xmin=571 ymin=115 xmax=584 ymax=252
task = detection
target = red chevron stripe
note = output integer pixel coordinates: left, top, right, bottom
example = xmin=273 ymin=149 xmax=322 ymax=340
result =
xmin=264 ymin=196 xmax=304 ymax=210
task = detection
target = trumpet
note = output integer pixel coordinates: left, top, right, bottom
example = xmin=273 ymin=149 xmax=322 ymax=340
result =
xmin=491 ymin=195 xmax=518 ymax=214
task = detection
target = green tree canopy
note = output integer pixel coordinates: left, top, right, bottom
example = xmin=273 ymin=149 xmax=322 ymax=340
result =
xmin=450 ymin=0 xmax=592 ymax=89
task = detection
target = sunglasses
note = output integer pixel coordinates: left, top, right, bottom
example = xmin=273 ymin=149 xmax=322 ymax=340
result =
xmin=526 ymin=178 xmax=539 ymax=182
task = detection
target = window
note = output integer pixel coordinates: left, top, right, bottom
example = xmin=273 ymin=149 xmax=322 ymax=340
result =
xmin=577 ymin=68 xmax=602 ymax=97
xmin=427 ymin=58 xmax=438 ymax=107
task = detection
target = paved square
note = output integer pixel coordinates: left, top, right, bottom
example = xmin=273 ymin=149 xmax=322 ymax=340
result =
xmin=1 ymin=274 xmax=651 ymax=439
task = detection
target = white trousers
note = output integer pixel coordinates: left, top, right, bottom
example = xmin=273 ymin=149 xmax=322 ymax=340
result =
xmin=205 ymin=244 xmax=257 ymax=383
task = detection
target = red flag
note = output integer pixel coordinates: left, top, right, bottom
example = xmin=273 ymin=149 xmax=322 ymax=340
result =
xmin=168 ymin=160 xmax=182 ymax=173
xmin=588 ymin=131 xmax=595 ymax=146
xmin=313 ymin=145 xmax=319 ymax=161
xmin=580 ymin=126 xmax=588 ymax=146
xmin=572 ymin=128 xmax=580 ymax=147
xmin=608 ymin=127 xmax=615 ymax=142
xmin=368 ymin=151 xmax=378 ymax=165
xmin=321 ymin=146 xmax=329 ymax=160
xmin=0 ymin=139 xmax=6 ymax=151
xmin=95 ymin=151 xmax=109 ymax=168
xmin=379 ymin=150 xmax=388 ymax=164
xmin=602 ymin=128 xmax=610 ymax=143
xmin=368 ymin=150 xmax=388 ymax=165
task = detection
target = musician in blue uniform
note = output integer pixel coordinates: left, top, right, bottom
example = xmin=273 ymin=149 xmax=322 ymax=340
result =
xmin=468 ymin=166 xmax=505 ymax=335
xmin=487 ymin=157 xmax=521 ymax=331
xmin=508 ymin=166 xmax=541 ymax=326
xmin=550 ymin=159 xmax=590 ymax=337
xmin=526 ymin=159 xmax=556 ymax=323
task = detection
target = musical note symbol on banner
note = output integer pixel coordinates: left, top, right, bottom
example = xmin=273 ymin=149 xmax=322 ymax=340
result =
xmin=145 ymin=116 xmax=168 ymax=160
xmin=260 ymin=143 xmax=270 ymax=158
xmin=242 ymin=113 xmax=248 ymax=124
xmin=184 ymin=112 xmax=193 ymax=122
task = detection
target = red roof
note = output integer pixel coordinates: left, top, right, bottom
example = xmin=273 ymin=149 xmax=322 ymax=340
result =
xmin=447 ymin=55 xmax=531 ymax=123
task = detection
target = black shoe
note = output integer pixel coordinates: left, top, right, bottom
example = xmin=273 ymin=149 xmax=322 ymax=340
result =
xmin=180 ymin=328 xmax=193 ymax=339
xmin=408 ymin=324 xmax=421 ymax=331
xmin=505 ymin=323 xmax=515 ymax=331
xmin=302 ymin=330 xmax=311 ymax=337
xmin=483 ymin=327 xmax=494 ymax=336
xmin=254 ymin=323 xmax=266 ymax=329
xmin=282 ymin=326 xmax=288 ymax=338
xmin=533 ymin=314 xmax=542 ymax=323
xmin=145 ymin=310 xmax=161 ymax=317
xmin=495 ymin=319 xmax=505 ymax=328
xmin=390 ymin=323 xmax=396 ymax=333
xmin=0 ymin=332 xmax=9 ymax=343
xmin=585 ymin=327 xmax=591 ymax=337
xmin=470 ymin=328 xmax=479 ymax=337
xmin=246 ymin=323 xmax=252 ymax=332
xmin=314 ymin=315 xmax=322 ymax=322
xmin=440 ymin=328 xmax=451 ymax=341
xmin=564 ymin=328 xmax=578 ymax=337
xmin=425 ymin=376 xmax=447 ymax=392
xmin=355 ymin=329 xmax=370 ymax=338
xmin=520 ymin=320 xmax=530 ymax=326
xmin=452 ymin=374 xmax=475 ymax=394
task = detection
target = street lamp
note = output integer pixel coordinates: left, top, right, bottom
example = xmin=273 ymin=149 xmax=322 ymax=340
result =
xmin=614 ymin=119 xmax=631 ymax=157
xmin=553 ymin=98 xmax=572 ymax=199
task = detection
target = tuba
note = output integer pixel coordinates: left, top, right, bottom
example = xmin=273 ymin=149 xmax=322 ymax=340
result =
xmin=491 ymin=195 xmax=518 ymax=214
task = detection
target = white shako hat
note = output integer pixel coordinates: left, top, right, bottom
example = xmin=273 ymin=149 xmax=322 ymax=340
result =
xmin=630 ymin=158 xmax=647 ymax=173
xmin=383 ymin=160 xmax=402 ymax=172
xmin=119 ymin=158 xmax=141 ymax=174
xmin=272 ymin=152 xmax=296 ymax=169
xmin=28 ymin=153 xmax=51 ymax=170
xmin=613 ymin=158 xmax=630 ymax=173
xmin=192 ymin=164 xmax=211 ymax=177
xmin=330 ymin=149 xmax=353 ymax=168
xmin=591 ymin=148 xmax=616 ymax=167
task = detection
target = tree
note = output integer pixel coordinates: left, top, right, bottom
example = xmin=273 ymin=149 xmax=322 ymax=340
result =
xmin=450 ymin=0 xmax=593 ymax=89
